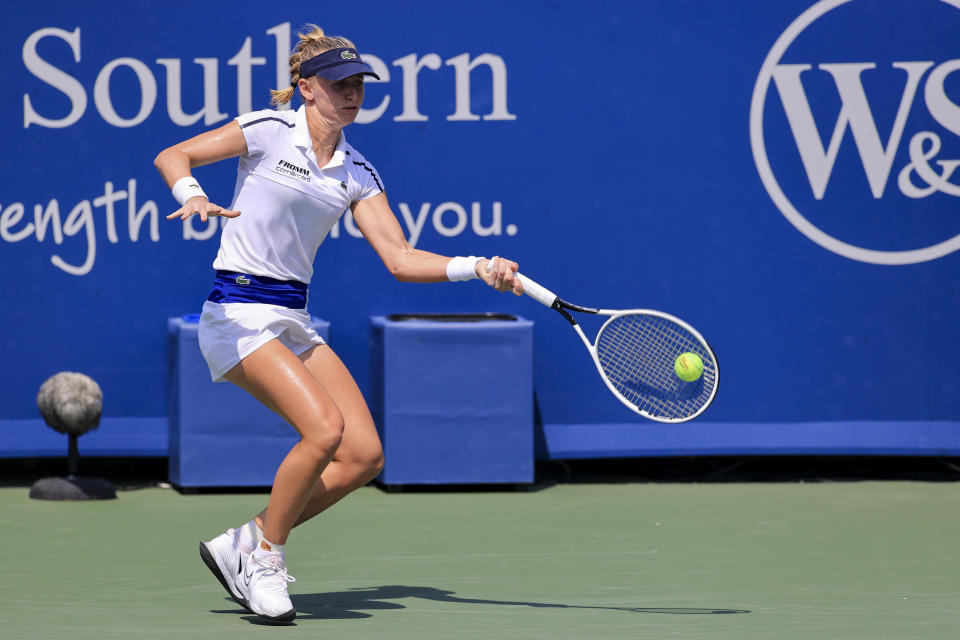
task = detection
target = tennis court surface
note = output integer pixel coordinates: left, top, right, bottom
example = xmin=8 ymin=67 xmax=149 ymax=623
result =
xmin=4 ymin=477 xmax=958 ymax=639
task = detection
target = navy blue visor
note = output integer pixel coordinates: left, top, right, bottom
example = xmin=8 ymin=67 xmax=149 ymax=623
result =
xmin=300 ymin=47 xmax=380 ymax=81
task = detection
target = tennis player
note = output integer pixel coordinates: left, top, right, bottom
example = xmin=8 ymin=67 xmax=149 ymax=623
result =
xmin=154 ymin=24 xmax=522 ymax=623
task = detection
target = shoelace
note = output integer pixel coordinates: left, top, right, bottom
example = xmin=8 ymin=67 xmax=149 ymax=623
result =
xmin=252 ymin=555 xmax=296 ymax=591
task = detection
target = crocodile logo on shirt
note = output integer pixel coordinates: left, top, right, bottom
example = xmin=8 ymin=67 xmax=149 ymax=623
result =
xmin=235 ymin=275 xmax=251 ymax=285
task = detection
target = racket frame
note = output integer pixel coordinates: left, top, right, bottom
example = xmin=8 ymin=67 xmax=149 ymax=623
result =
xmin=516 ymin=272 xmax=719 ymax=423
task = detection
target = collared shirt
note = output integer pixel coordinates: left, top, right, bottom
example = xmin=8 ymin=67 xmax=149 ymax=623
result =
xmin=212 ymin=106 xmax=384 ymax=283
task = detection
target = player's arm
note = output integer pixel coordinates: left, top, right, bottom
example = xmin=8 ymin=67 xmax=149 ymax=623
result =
xmin=351 ymin=191 xmax=522 ymax=294
xmin=154 ymin=120 xmax=247 ymax=222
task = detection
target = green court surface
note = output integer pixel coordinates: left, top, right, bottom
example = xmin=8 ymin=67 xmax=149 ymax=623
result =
xmin=4 ymin=480 xmax=958 ymax=639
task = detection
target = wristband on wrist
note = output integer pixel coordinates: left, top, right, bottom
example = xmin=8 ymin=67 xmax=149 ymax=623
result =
xmin=171 ymin=176 xmax=208 ymax=206
xmin=446 ymin=255 xmax=484 ymax=282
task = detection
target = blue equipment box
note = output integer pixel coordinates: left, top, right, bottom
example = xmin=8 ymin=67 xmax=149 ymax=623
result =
xmin=370 ymin=314 xmax=534 ymax=486
xmin=166 ymin=314 xmax=329 ymax=488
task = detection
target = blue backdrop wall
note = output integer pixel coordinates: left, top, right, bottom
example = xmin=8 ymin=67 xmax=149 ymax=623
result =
xmin=3 ymin=0 xmax=959 ymax=458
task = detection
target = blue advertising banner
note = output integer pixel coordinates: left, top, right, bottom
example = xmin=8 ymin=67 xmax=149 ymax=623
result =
xmin=2 ymin=0 xmax=959 ymax=458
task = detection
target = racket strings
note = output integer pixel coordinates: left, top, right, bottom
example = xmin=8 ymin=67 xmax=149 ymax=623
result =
xmin=596 ymin=314 xmax=716 ymax=420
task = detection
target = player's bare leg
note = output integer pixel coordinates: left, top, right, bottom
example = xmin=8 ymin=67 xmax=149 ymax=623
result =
xmin=245 ymin=344 xmax=384 ymax=528
xmin=218 ymin=338 xmax=345 ymax=621
xmin=224 ymin=340 xmax=345 ymax=544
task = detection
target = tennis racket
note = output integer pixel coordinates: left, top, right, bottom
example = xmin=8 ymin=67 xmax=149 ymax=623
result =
xmin=515 ymin=272 xmax=718 ymax=423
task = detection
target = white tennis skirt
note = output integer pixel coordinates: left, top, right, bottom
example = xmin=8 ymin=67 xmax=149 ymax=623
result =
xmin=198 ymin=300 xmax=326 ymax=382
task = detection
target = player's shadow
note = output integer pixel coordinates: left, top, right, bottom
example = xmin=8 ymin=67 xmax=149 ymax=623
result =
xmin=283 ymin=585 xmax=750 ymax=620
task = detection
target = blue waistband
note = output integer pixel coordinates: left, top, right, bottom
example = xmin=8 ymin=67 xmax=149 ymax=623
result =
xmin=207 ymin=271 xmax=308 ymax=309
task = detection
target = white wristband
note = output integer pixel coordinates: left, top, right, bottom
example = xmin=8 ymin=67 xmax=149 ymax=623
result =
xmin=171 ymin=176 xmax=208 ymax=206
xmin=446 ymin=256 xmax=484 ymax=282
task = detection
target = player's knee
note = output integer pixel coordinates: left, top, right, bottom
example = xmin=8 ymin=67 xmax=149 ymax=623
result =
xmin=301 ymin=430 xmax=342 ymax=461
xmin=300 ymin=413 xmax=344 ymax=460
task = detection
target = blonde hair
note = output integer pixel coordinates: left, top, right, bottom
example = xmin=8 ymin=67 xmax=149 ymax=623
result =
xmin=270 ymin=24 xmax=357 ymax=105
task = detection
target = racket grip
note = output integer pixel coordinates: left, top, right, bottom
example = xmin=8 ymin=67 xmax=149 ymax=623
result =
xmin=515 ymin=273 xmax=558 ymax=308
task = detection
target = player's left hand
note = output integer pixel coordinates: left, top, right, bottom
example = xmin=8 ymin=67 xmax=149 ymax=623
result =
xmin=479 ymin=256 xmax=523 ymax=296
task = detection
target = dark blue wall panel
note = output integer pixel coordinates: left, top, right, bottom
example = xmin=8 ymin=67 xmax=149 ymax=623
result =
xmin=2 ymin=0 xmax=958 ymax=456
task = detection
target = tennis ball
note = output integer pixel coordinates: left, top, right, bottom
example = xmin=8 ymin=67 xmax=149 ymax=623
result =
xmin=674 ymin=352 xmax=704 ymax=382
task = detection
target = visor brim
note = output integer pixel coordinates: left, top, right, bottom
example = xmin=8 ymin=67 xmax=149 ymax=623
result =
xmin=315 ymin=62 xmax=381 ymax=82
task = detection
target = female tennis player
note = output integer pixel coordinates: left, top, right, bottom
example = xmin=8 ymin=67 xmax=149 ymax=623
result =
xmin=154 ymin=24 xmax=522 ymax=623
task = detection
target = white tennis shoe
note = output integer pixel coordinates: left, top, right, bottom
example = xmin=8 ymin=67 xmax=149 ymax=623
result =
xmin=235 ymin=551 xmax=297 ymax=622
xmin=198 ymin=528 xmax=249 ymax=610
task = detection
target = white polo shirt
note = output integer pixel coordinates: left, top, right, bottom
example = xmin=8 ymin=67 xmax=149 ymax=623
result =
xmin=212 ymin=105 xmax=384 ymax=283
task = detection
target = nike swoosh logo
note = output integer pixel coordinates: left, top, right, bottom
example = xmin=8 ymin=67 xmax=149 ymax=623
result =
xmin=240 ymin=556 xmax=255 ymax=587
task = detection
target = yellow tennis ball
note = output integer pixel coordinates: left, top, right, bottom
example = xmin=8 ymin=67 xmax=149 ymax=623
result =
xmin=674 ymin=352 xmax=704 ymax=382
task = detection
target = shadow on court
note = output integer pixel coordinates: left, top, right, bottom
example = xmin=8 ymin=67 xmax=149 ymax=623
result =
xmin=213 ymin=585 xmax=749 ymax=624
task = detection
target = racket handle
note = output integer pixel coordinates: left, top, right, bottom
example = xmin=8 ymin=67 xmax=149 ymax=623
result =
xmin=515 ymin=272 xmax=558 ymax=308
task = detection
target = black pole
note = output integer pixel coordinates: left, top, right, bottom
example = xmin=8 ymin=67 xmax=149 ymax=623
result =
xmin=68 ymin=434 xmax=79 ymax=478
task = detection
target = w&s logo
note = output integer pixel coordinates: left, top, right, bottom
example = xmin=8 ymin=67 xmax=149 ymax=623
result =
xmin=750 ymin=0 xmax=960 ymax=264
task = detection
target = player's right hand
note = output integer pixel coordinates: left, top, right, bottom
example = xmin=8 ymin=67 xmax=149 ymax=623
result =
xmin=480 ymin=255 xmax=524 ymax=296
xmin=166 ymin=196 xmax=241 ymax=223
